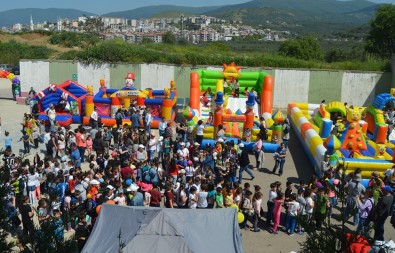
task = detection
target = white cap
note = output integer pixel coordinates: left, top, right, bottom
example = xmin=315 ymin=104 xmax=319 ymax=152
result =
xmin=106 ymin=185 xmax=115 ymax=190
xmin=90 ymin=179 xmax=100 ymax=185
xmin=239 ymin=143 xmax=244 ymax=148
xmin=159 ymin=136 xmax=164 ymax=141
xmin=217 ymin=138 xmax=224 ymax=143
xmin=138 ymin=144 xmax=145 ymax=149
xmin=84 ymin=178 xmax=90 ymax=182
xmin=194 ymin=142 xmax=200 ymax=146
xmin=179 ymin=169 xmax=186 ymax=174
xmin=180 ymin=142 xmax=185 ymax=146
xmin=128 ymin=184 xmax=139 ymax=192
xmin=68 ymin=176 xmax=73 ymax=180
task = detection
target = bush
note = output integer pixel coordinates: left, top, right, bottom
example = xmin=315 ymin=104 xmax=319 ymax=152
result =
xmin=279 ymin=36 xmax=324 ymax=61
xmin=0 ymin=40 xmax=54 ymax=65
xmin=49 ymin=32 xmax=99 ymax=48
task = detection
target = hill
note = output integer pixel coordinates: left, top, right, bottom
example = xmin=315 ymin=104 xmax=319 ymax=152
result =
xmin=103 ymin=5 xmax=221 ymax=19
xmin=0 ymin=8 xmax=96 ymax=27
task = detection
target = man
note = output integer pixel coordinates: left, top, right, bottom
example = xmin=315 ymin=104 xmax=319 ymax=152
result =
xmin=90 ymin=107 xmax=99 ymax=129
xmin=70 ymin=143 xmax=81 ymax=168
xmin=144 ymin=108 xmax=152 ymax=136
xmin=45 ymin=104 xmax=56 ymax=126
xmin=28 ymin=87 xmax=36 ymax=98
xmin=282 ymin=119 xmax=291 ymax=149
xmin=345 ymin=173 xmax=366 ymax=226
xmin=131 ymin=109 xmax=141 ymax=130
xmin=20 ymin=196 xmax=34 ymax=240
xmin=321 ymin=154 xmax=332 ymax=175
xmin=147 ymin=133 xmax=157 ymax=162
xmin=129 ymin=184 xmax=144 ymax=206
xmin=272 ymin=142 xmax=287 ymax=177
xmin=159 ymin=118 xmax=167 ymax=137
xmin=238 ymin=143 xmax=254 ymax=183
xmin=374 ymin=185 xmax=394 ymax=241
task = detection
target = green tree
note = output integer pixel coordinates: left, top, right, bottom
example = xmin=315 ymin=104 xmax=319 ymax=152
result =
xmin=366 ymin=4 xmax=395 ymax=58
xmin=278 ymin=36 xmax=324 ymax=61
xmin=162 ymin=32 xmax=176 ymax=44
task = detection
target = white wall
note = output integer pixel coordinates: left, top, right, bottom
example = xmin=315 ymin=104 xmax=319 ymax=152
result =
xmin=77 ymin=63 xmax=110 ymax=92
xmin=20 ymin=61 xmax=50 ymax=92
xmin=140 ymin=64 xmax=174 ymax=90
xmin=341 ymin=72 xmax=377 ymax=106
xmin=273 ymin=69 xmax=310 ymax=109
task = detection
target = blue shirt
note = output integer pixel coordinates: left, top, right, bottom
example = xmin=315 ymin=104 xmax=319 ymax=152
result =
xmin=5 ymin=136 xmax=12 ymax=147
xmin=71 ymin=148 xmax=81 ymax=168
xmin=159 ymin=122 xmax=167 ymax=131
xmin=131 ymin=113 xmax=140 ymax=127
xmin=131 ymin=192 xmax=144 ymax=206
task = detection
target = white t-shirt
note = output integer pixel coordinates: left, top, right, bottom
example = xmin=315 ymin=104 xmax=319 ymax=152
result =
xmin=268 ymin=190 xmax=277 ymax=203
xmin=114 ymin=196 xmax=127 ymax=206
xmin=287 ymin=201 xmax=300 ymax=216
xmin=189 ymin=193 xmax=198 ymax=209
xmin=27 ymin=173 xmax=39 ymax=187
xmin=196 ymin=125 xmax=205 ymax=136
xmin=90 ymin=110 xmax=98 ymax=121
xmin=63 ymin=196 xmax=71 ymax=211
xmin=148 ymin=139 xmax=156 ymax=151
xmin=47 ymin=108 xmax=56 ymax=120
xmin=305 ymin=197 xmax=314 ymax=214
xmin=197 ymin=192 xmax=208 ymax=208
xmin=185 ymin=166 xmax=196 ymax=177
xmin=177 ymin=148 xmax=189 ymax=158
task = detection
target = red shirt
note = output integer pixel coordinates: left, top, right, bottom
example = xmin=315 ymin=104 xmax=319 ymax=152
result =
xmin=150 ymin=189 xmax=162 ymax=205
xmin=169 ymin=164 xmax=178 ymax=176
xmin=120 ymin=167 xmax=134 ymax=179
xmin=164 ymin=191 xmax=174 ymax=208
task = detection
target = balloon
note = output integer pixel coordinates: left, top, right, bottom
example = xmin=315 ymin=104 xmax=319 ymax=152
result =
xmin=7 ymin=73 xmax=15 ymax=80
xmin=237 ymin=212 xmax=244 ymax=224
xmin=96 ymin=205 xmax=102 ymax=214
xmin=187 ymin=120 xmax=195 ymax=127
xmin=183 ymin=106 xmax=195 ymax=121
xmin=230 ymin=204 xmax=239 ymax=212
xmin=12 ymin=77 xmax=20 ymax=85
xmin=106 ymin=200 xmax=115 ymax=205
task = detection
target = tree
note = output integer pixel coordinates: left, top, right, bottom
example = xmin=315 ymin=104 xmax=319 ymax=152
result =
xmin=366 ymin=4 xmax=395 ymax=59
xmin=278 ymin=36 xmax=324 ymax=61
xmin=162 ymin=32 xmax=176 ymax=44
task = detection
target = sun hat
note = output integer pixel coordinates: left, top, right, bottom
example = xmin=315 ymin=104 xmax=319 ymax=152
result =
xmin=159 ymin=136 xmax=164 ymax=141
xmin=217 ymin=138 xmax=224 ymax=143
xmin=111 ymin=151 xmax=117 ymax=157
xmin=238 ymin=143 xmax=244 ymax=148
xmin=125 ymin=179 xmax=132 ymax=186
xmin=382 ymin=185 xmax=393 ymax=192
xmin=138 ymin=144 xmax=145 ymax=149
xmin=194 ymin=142 xmax=200 ymax=146
xmin=106 ymin=185 xmax=115 ymax=190
xmin=179 ymin=169 xmax=186 ymax=174
xmin=371 ymin=171 xmax=380 ymax=178
xmin=140 ymin=183 xmax=152 ymax=192
xmin=187 ymin=160 xmax=193 ymax=165
xmin=180 ymin=142 xmax=185 ymax=146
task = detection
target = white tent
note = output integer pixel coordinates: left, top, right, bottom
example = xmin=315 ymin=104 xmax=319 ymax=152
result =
xmin=82 ymin=205 xmax=244 ymax=253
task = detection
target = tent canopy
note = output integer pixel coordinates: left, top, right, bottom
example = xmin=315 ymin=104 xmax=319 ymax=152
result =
xmin=82 ymin=205 xmax=244 ymax=253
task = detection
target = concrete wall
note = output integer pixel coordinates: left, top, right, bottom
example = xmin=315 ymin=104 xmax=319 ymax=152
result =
xmin=20 ymin=60 xmax=394 ymax=109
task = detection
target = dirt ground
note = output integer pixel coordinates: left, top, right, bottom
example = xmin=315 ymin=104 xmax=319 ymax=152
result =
xmin=0 ymin=78 xmax=394 ymax=253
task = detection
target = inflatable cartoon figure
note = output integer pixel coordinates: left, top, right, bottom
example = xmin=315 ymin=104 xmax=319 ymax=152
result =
xmin=164 ymin=88 xmax=171 ymax=99
xmin=374 ymin=143 xmax=386 ymax=160
xmin=125 ymin=73 xmax=135 ymax=89
xmin=341 ymin=107 xmax=367 ymax=151
xmin=87 ymin=85 xmax=94 ymax=95
xmin=170 ymin=80 xmax=176 ymax=91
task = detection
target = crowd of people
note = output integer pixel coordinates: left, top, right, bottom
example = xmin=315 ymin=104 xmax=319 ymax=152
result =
xmin=1 ymin=103 xmax=395 ymax=252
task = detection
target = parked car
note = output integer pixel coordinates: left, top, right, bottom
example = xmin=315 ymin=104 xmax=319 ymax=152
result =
xmin=0 ymin=64 xmax=12 ymax=72
xmin=11 ymin=64 xmax=20 ymax=75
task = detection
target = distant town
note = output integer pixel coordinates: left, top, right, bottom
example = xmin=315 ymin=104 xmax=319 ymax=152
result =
xmin=2 ymin=15 xmax=291 ymax=43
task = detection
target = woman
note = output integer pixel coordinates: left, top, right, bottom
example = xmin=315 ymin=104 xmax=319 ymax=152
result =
xmin=176 ymin=122 xmax=188 ymax=142
xmin=253 ymin=134 xmax=263 ymax=170
xmin=217 ymin=124 xmax=225 ymax=139
xmin=356 ymin=189 xmax=374 ymax=236
xmin=176 ymin=183 xmax=188 ymax=208
xmin=197 ymin=183 xmax=208 ymax=209
xmin=196 ymin=120 xmax=205 ymax=145
xmin=272 ymin=142 xmax=287 ymax=176
xmin=135 ymin=145 xmax=148 ymax=163
xmin=164 ymin=184 xmax=174 ymax=208
xmin=27 ymin=166 xmax=40 ymax=205
xmin=168 ymin=158 xmax=179 ymax=186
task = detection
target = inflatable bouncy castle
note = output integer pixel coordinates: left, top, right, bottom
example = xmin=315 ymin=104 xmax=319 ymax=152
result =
xmin=83 ymin=74 xmax=177 ymax=128
xmin=289 ymin=88 xmax=395 ymax=186
xmin=32 ymin=80 xmax=87 ymax=126
xmin=188 ymin=63 xmax=280 ymax=152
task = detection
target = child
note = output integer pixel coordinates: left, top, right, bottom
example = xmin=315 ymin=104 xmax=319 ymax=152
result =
xmin=52 ymin=209 xmax=64 ymax=243
xmin=285 ymin=193 xmax=300 ymax=236
xmin=243 ymin=87 xmax=249 ymax=97
xmin=200 ymin=91 xmax=210 ymax=107
xmin=272 ymin=192 xmax=285 ymax=234
xmin=225 ymin=189 xmax=234 ymax=208
xmin=215 ymin=186 xmax=224 ymax=208
xmin=206 ymin=112 xmax=214 ymax=125
xmin=33 ymin=129 xmax=40 ymax=149
xmin=20 ymin=131 xmax=30 ymax=154
xmin=240 ymin=190 xmax=254 ymax=229
xmin=252 ymin=191 xmax=263 ymax=232
xmin=37 ymin=199 xmax=50 ymax=225
xmin=86 ymin=135 xmax=93 ymax=157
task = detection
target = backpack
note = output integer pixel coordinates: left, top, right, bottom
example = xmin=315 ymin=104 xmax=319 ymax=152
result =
xmin=142 ymin=165 xmax=151 ymax=183
xmin=367 ymin=199 xmax=377 ymax=222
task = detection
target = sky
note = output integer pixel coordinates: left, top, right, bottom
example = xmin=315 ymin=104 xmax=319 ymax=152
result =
xmin=0 ymin=0 xmax=393 ymax=14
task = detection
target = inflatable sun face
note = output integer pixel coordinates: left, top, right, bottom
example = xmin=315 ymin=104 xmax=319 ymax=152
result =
xmin=125 ymin=78 xmax=134 ymax=88
xmin=346 ymin=108 xmax=361 ymax=122
xmin=87 ymin=85 xmax=94 ymax=95
xmin=223 ymin=62 xmax=241 ymax=80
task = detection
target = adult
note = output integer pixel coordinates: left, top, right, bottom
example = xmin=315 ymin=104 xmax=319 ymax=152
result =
xmin=158 ymin=118 xmax=167 ymax=137
xmin=356 ymin=189 xmax=374 ymax=236
xmin=321 ymin=154 xmax=332 ymax=175
xmin=75 ymin=128 xmax=87 ymax=163
xmin=144 ymin=108 xmax=152 ymax=136
xmin=90 ymin=107 xmax=99 ymax=129
xmin=20 ymin=196 xmax=34 ymax=240
xmin=92 ymin=132 xmax=106 ymax=155
xmin=149 ymin=183 xmax=162 ymax=207
xmin=272 ymin=142 xmax=287 ymax=177
xmin=345 ymin=173 xmax=366 ymax=226
xmin=147 ymin=133 xmax=157 ymax=162
xmin=26 ymin=166 xmax=39 ymax=205
xmin=374 ymin=185 xmax=394 ymax=241
xmin=115 ymin=109 xmax=123 ymax=129
xmin=253 ymin=134 xmax=263 ymax=170
xmin=129 ymin=184 xmax=144 ymax=206
xmin=70 ymin=143 xmax=81 ymax=168
xmin=196 ymin=120 xmax=205 ymax=145
xmin=45 ymin=104 xmax=56 ymax=126
xmin=238 ymin=143 xmax=254 ymax=184
xmin=131 ymin=110 xmax=141 ymax=130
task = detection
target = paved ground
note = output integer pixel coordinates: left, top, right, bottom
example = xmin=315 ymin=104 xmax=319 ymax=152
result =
xmin=0 ymin=79 xmax=394 ymax=253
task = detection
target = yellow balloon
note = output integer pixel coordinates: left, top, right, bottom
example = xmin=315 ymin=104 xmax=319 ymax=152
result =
xmin=7 ymin=73 xmax=15 ymax=80
xmin=230 ymin=204 xmax=239 ymax=212
xmin=237 ymin=212 xmax=244 ymax=224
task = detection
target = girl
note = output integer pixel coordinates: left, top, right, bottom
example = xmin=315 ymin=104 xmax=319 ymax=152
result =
xmin=27 ymin=166 xmax=39 ymax=205
xmin=86 ymin=135 xmax=93 ymax=157
xmin=58 ymin=135 xmax=66 ymax=157
xmin=188 ymin=186 xmax=198 ymax=209
xmin=164 ymin=184 xmax=174 ymax=208
xmin=304 ymin=188 xmax=315 ymax=224
xmin=240 ymin=190 xmax=253 ymax=229
xmin=272 ymin=192 xmax=285 ymax=234
xmin=200 ymin=91 xmax=210 ymax=107
xmin=206 ymin=112 xmax=213 ymax=125
xmin=252 ymin=191 xmax=263 ymax=232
